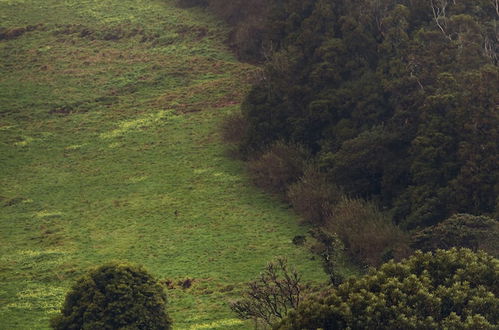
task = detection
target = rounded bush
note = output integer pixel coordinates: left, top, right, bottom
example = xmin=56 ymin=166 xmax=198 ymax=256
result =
xmin=51 ymin=262 xmax=171 ymax=330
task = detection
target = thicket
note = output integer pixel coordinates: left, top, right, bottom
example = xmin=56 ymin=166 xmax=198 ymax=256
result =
xmin=239 ymin=0 xmax=499 ymax=231
xmin=51 ymin=263 xmax=171 ymax=330
xmin=276 ymin=248 xmax=499 ymax=329
xmin=247 ymin=149 xmax=411 ymax=267
xmin=286 ymin=167 xmax=409 ymax=266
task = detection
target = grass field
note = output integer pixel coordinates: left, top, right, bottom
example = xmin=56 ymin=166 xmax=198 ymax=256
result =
xmin=0 ymin=0 xmax=333 ymax=328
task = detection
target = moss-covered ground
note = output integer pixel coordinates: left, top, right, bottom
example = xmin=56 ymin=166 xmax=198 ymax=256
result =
xmin=0 ymin=0 xmax=330 ymax=328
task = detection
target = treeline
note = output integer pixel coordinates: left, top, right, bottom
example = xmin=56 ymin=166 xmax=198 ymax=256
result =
xmin=199 ymin=0 xmax=499 ymax=266
xmin=240 ymin=0 xmax=498 ymax=226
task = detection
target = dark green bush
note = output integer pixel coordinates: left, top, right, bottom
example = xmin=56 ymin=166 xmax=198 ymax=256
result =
xmin=51 ymin=262 xmax=171 ymax=330
xmin=277 ymin=248 xmax=499 ymax=329
xmin=411 ymin=213 xmax=499 ymax=257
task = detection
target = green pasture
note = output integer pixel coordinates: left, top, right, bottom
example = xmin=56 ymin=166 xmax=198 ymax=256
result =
xmin=0 ymin=0 xmax=329 ymax=328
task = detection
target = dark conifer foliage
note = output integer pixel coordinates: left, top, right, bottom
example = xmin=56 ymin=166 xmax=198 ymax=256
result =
xmin=237 ymin=0 xmax=499 ymax=228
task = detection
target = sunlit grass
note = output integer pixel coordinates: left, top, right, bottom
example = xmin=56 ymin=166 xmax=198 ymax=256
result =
xmin=0 ymin=0 xmax=330 ymax=328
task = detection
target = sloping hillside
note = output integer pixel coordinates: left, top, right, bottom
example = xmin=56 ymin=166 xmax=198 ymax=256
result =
xmin=0 ymin=0 xmax=327 ymax=328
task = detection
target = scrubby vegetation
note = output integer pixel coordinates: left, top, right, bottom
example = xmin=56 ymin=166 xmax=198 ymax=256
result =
xmin=277 ymin=248 xmax=499 ymax=329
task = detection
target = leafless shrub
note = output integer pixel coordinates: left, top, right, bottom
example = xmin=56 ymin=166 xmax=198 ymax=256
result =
xmin=326 ymin=197 xmax=411 ymax=267
xmin=248 ymin=142 xmax=309 ymax=194
xmin=287 ymin=168 xmax=342 ymax=225
xmin=230 ymin=258 xmax=303 ymax=328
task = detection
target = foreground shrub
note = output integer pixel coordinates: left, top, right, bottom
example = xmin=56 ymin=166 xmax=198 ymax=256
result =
xmin=248 ymin=141 xmax=309 ymax=194
xmin=277 ymin=248 xmax=499 ymax=329
xmin=411 ymin=213 xmax=498 ymax=257
xmin=51 ymin=262 xmax=171 ymax=330
xmin=230 ymin=258 xmax=304 ymax=328
xmin=326 ymin=197 xmax=411 ymax=267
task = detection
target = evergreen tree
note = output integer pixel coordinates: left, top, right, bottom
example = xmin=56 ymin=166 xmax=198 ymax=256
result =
xmin=51 ymin=263 xmax=171 ymax=330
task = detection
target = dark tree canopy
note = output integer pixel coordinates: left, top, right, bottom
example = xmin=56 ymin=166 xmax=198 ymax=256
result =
xmin=51 ymin=263 xmax=171 ymax=330
xmin=277 ymin=248 xmax=499 ymax=329
xmin=236 ymin=0 xmax=499 ymax=228
xmin=411 ymin=213 xmax=499 ymax=256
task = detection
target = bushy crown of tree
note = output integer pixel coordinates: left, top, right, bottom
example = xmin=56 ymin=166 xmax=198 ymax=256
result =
xmin=276 ymin=248 xmax=499 ymax=329
xmin=411 ymin=213 xmax=498 ymax=256
xmin=51 ymin=263 xmax=171 ymax=330
xmin=240 ymin=0 xmax=499 ymax=229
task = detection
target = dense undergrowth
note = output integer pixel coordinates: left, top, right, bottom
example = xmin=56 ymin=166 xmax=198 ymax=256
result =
xmin=0 ymin=0 xmax=340 ymax=328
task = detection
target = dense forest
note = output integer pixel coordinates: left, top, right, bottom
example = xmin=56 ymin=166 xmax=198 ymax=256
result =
xmin=177 ymin=0 xmax=499 ymax=326
xmin=245 ymin=0 xmax=498 ymax=227
xmin=183 ymin=0 xmax=499 ymax=262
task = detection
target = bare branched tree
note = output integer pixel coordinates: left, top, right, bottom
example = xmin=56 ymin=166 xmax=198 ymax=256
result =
xmin=370 ymin=0 xmax=390 ymax=35
xmin=230 ymin=258 xmax=303 ymax=328
xmin=431 ymin=0 xmax=451 ymax=39
xmin=491 ymin=0 xmax=499 ymax=17
xmin=483 ymin=35 xmax=498 ymax=63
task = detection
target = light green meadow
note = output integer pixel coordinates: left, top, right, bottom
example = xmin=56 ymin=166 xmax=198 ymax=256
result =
xmin=0 ymin=0 xmax=330 ymax=328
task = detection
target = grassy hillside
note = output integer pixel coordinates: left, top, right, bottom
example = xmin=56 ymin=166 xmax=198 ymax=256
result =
xmin=0 ymin=0 xmax=330 ymax=328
